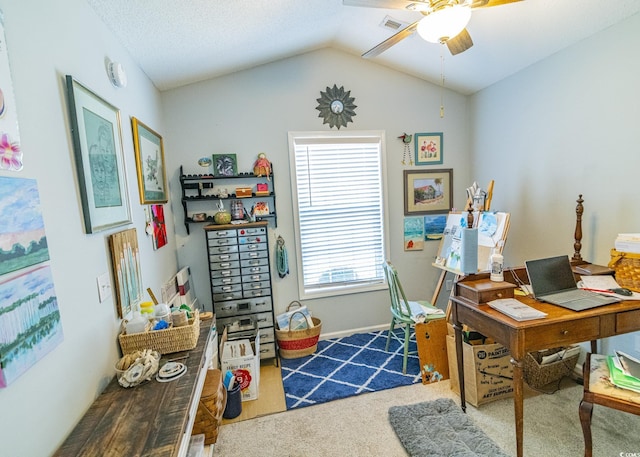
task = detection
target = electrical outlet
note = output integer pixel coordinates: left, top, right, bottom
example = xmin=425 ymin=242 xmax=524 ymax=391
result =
xmin=97 ymin=272 xmax=112 ymax=303
xmin=446 ymin=280 xmax=453 ymax=291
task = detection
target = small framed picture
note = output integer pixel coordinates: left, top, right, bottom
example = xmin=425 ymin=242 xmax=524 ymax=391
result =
xmin=212 ymin=153 xmax=238 ymax=177
xmin=415 ymin=132 xmax=443 ymax=165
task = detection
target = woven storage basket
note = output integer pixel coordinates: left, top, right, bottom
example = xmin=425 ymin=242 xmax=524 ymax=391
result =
xmin=523 ymin=347 xmax=579 ymax=389
xmin=609 ymin=249 xmax=640 ymax=292
xmin=192 ymin=369 xmax=227 ymax=445
xmin=119 ymin=310 xmax=200 ymax=355
xmin=276 ymin=310 xmax=321 ymax=359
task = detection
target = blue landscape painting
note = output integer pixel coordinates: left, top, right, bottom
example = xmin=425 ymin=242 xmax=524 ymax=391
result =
xmin=0 ymin=177 xmax=62 ymax=387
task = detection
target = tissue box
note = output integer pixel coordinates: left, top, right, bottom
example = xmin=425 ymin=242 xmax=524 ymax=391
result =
xmin=219 ymin=328 xmax=260 ymax=401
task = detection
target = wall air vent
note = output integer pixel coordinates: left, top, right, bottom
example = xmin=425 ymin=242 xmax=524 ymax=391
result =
xmin=380 ymin=15 xmax=409 ymax=31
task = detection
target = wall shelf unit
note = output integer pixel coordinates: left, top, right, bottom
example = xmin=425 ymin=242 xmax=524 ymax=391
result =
xmin=180 ymin=165 xmax=277 ymax=234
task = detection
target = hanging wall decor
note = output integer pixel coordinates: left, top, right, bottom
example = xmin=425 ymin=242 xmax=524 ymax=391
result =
xmin=398 ymin=133 xmax=413 ymax=165
xmin=109 ymin=228 xmax=143 ymax=318
xmin=404 ymin=217 xmax=425 ymax=251
xmin=65 ymin=75 xmax=132 ymax=233
xmin=315 ymin=84 xmax=357 ymax=129
xmin=0 ymin=176 xmax=63 ymax=387
xmin=415 ymin=132 xmax=443 ymax=165
xmin=0 ymin=18 xmax=23 ymax=171
xmin=132 ymin=117 xmax=168 ymax=204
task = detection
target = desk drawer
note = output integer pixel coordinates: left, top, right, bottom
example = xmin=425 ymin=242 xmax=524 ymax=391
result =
xmin=534 ymin=317 xmax=600 ymax=347
xmin=616 ymin=309 xmax=640 ymax=334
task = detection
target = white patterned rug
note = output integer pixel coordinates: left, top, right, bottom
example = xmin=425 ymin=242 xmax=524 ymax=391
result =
xmin=280 ymin=328 xmax=427 ymax=410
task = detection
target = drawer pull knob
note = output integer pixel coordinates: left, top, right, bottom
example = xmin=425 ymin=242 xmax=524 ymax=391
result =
xmin=497 ymin=292 xmax=503 ymax=298
xmin=562 ymin=330 xmax=569 ymax=335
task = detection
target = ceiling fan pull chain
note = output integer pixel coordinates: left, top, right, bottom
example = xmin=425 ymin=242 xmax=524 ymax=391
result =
xmin=440 ymin=47 xmax=445 ymax=118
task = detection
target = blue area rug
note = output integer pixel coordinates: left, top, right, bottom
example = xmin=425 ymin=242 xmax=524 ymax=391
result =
xmin=280 ymin=328 xmax=421 ymax=410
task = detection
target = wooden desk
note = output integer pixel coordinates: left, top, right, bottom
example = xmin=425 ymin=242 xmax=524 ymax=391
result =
xmin=55 ymin=324 xmax=217 ymax=457
xmin=449 ymin=272 xmax=640 ymax=457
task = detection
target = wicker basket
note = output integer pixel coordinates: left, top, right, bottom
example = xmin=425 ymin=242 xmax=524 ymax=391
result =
xmin=192 ymin=369 xmax=227 ymax=445
xmin=523 ymin=347 xmax=579 ymax=389
xmin=119 ymin=310 xmax=200 ymax=355
xmin=609 ymin=249 xmax=640 ymax=292
xmin=276 ymin=310 xmax=322 ymax=359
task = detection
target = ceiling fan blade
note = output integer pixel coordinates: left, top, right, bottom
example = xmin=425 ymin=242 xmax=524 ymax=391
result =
xmin=362 ymin=20 xmax=420 ymax=58
xmin=343 ymin=0 xmax=430 ymax=10
xmin=471 ymin=0 xmax=523 ymax=8
xmin=446 ymin=28 xmax=473 ymax=55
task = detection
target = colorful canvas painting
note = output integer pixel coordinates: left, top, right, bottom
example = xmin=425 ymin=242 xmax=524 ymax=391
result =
xmin=109 ymin=228 xmax=143 ymax=318
xmin=424 ymin=214 xmax=447 ymax=241
xmin=404 ymin=217 xmax=424 ymax=251
xmin=0 ymin=20 xmax=23 ymax=171
xmin=0 ymin=177 xmax=63 ymax=387
xmin=151 ymin=204 xmax=167 ymax=250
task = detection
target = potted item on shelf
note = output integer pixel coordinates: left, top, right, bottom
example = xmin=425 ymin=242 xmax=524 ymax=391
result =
xmin=213 ymin=200 xmax=231 ymax=225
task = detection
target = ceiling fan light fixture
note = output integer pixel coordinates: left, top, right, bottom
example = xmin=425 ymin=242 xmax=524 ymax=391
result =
xmin=416 ymin=5 xmax=472 ymax=44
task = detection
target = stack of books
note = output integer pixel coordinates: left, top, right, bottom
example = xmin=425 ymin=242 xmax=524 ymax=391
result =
xmin=607 ymin=350 xmax=640 ymax=393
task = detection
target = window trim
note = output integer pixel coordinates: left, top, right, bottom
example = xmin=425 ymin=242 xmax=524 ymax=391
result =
xmin=287 ymin=130 xmax=390 ymax=300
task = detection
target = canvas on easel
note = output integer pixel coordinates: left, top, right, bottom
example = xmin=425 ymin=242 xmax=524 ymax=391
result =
xmin=434 ymin=211 xmax=510 ymax=275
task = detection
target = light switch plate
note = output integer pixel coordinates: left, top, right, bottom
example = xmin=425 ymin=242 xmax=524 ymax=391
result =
xmin=97 ymin=272 xmax=112 ymax=303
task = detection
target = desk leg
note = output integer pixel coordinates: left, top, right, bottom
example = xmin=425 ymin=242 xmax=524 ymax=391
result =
xmin=453 ymin=320 xmax=466 ymax=412
xmin=511 ymin=357 xmax=524 ymax=457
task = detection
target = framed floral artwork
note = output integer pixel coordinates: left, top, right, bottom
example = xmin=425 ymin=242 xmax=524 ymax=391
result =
xmin=132 ymin=117 xmax=168 ymax=204
xmin=415 ymin=132 xmax=443 ymax=165
xmin=65 ymin=75 xmax=132 ymax=233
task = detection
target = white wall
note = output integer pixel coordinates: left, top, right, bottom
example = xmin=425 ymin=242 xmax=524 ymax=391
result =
xmin=469 ymin=13 xmax=640 ymax=356
xmin=0 ymin=1 xmax=178 ymax=456
xmin=161 ymin=47 xmax=471 ymax=335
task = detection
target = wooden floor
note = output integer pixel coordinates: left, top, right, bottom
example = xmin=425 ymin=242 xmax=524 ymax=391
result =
xmin=221 ymin=359 xmax=287 ymax=424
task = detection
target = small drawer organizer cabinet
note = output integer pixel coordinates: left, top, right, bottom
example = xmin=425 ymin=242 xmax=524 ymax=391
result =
xmin=205 ymin=221 xmax=277 ymax=361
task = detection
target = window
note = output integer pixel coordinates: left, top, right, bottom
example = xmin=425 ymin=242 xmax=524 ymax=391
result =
xmin=288 ymin=131 xmax=389 ymax=299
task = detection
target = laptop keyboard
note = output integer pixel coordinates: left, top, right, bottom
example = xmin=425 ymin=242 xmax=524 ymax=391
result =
xmin=542 ymin=289 xmax=595 ymax=303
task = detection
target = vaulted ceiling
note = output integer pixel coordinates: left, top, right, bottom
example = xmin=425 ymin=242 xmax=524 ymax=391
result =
xmin=87 ymin=0 xmax=640 ymax=95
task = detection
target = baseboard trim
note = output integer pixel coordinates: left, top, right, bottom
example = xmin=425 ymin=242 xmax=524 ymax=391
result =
xmin=319 ymin=324 xmax=389 ymax=341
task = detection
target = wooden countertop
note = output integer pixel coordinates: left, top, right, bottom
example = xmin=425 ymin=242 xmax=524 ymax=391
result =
xmin=55 ymin=324 xmax=213 ymax=457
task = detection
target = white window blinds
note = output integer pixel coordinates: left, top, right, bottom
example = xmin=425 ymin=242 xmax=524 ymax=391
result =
xmin=288 ymin=131 xmax=388 ymax=297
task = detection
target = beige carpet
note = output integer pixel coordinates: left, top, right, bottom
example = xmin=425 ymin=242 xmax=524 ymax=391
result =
xmin=214 ymin=378 xmax=640 ymax=456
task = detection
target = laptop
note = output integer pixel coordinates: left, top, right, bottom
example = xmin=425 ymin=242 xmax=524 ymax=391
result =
xmin=525 ymin=255 xmax=621 ymax=311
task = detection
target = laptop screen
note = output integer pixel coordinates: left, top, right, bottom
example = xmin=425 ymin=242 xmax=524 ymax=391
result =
xmin=525 ymin=255 xmax=577 ymax=297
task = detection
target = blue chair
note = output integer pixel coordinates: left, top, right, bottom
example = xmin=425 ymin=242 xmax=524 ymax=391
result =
xmin=383 ymin=260 xmax=444 ymax=374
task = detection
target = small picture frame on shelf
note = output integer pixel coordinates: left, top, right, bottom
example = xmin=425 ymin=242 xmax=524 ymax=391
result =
xmin=253 ymin=201 xmax=270 ymax=216
xmin=212 ymin=153 xmax=237 ymax=177
xmin=255 ymin=183 xmax=270 ymax=196
xmin=192 ymin=212 xmax=207 ymax=222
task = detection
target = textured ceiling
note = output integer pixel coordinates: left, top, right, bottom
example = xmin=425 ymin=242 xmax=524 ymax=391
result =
xmin=87 ymin=0 xmax=640 ymax=95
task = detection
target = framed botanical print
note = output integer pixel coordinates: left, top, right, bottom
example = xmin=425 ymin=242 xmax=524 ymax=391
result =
xmin=65 ymin=75 xmax=132 ymax=233
xmin=404 ymin=169 xmax=453 ymax=216
xmin=132 ymin=117 xmax=168 ymax=204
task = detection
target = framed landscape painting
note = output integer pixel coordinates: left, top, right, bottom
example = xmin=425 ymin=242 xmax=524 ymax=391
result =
xmin=404 ymin=169 xmax=453 ymax=216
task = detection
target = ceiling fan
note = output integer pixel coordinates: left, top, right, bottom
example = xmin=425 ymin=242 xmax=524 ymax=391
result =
xmin=344 ymin=0 xmax=523 ymax=57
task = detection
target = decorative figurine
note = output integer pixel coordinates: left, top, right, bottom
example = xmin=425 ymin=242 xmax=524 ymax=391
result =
xmin=253 ymin=152 xmax=272 ymax=179
xmin=398 ymin=133 xmax=413 ymax=165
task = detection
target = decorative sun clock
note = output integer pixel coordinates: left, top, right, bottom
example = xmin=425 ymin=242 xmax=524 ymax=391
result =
xmin=315 ymin=84 xmax=357 ymax=129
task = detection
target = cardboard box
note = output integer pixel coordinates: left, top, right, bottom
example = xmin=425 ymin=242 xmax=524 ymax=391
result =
xmin=446 ymin=334 xmax=513 ymax=407
xmin=220 ymin=328 xmax=260 ymax=401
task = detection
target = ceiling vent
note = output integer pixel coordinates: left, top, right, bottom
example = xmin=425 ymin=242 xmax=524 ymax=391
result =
xmin=380 ymin=15 xmax=409 ymax=31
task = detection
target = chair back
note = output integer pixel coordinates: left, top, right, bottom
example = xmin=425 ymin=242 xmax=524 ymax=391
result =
xmin=383 ymin=260 xmax=413 ymax=320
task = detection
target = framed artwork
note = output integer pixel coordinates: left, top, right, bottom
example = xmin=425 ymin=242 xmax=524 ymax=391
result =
xmin=109 ymin=228 xmax=143 ymax=318
xmin=403 ymin=217 xmax=424 ymax=251
xmin=132 ymin=117 xmax=168 ymax=204
xmin=212 ymin=153 xmax=238 ymax=177
xmin=404 ymin=169 xmax=453 ymax=216
xmin=65 ymin=75 xmax=132 ymax=233
xmin=150 ymin=204 xmax=168 ymax=250
xmin=415 ymin=132 xmax=443 ymax=165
